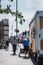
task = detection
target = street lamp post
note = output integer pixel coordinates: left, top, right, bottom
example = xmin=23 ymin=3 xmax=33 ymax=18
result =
xmin=16 ymin=0 xmax=18 ymax=38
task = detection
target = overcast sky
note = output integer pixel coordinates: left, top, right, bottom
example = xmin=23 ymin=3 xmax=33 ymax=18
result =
xmin=0 ymin=0 xmax=43 ymax=36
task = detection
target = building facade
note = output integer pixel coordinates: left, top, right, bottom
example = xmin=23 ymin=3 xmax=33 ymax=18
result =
xmin=0 ymin=19 xmax=9 ymax=44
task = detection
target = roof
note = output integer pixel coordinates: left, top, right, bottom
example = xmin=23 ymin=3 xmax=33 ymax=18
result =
xmin=29 ymin=11 xmax=43 ymax=27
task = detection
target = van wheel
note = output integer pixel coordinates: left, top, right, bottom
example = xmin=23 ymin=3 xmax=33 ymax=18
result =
xmin=36 ymin=54 xmax=39 ymax=64
xmin=35 ymin=53 xmax=39 ymax=63
xmin=37 ymin=56 xmax=38 ymax=63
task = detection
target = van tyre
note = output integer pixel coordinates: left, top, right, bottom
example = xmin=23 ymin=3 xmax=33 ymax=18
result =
xmin=36 ymin=54 xmax=40 ymax=65
xmin=37 ymin=56 xmax=39 ymax=63
xmin=35 ymin=52 xmax=39 ymax=64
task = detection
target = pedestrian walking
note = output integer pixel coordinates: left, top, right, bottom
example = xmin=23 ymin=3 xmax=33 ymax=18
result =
xmin=11 ymin=36 xmax=17 ymax=55
xmin=6 ymin=39 xmax=10 ymax=51
xmin=22 ymin=37 xmax=29 ymax=58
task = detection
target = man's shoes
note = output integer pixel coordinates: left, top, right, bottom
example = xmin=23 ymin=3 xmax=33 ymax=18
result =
xmin=14 ymin=53 xmax=16 ymax=55
xmin=23 ymin=56 xmax=26 ymax=59
xmin=11 ymin=53 xmax=16 ymax=56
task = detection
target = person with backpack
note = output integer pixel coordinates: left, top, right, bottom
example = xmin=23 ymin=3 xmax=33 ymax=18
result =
xmin=23 ymin=37 xmax=29 ymax=58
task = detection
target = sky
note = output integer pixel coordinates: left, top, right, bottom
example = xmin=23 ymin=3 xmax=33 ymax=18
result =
xmin=0 ymin=0 xmax=43 ymax=36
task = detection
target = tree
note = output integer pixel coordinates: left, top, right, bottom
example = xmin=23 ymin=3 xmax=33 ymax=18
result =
xmin=0 ymin=0 xmax=25 ymax=24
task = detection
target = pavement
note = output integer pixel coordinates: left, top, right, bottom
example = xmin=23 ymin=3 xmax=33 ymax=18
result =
xmin=0 ymin=44 xmax=38 ymax=65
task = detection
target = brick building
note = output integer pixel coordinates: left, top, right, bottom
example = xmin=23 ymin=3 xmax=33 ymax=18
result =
xmin=0 ymin=19 xmax=9 ymax=45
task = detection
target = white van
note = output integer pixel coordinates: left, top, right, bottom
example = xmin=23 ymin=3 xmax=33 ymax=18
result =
xmin=29 ymin=11 xmax=43 ymax=64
